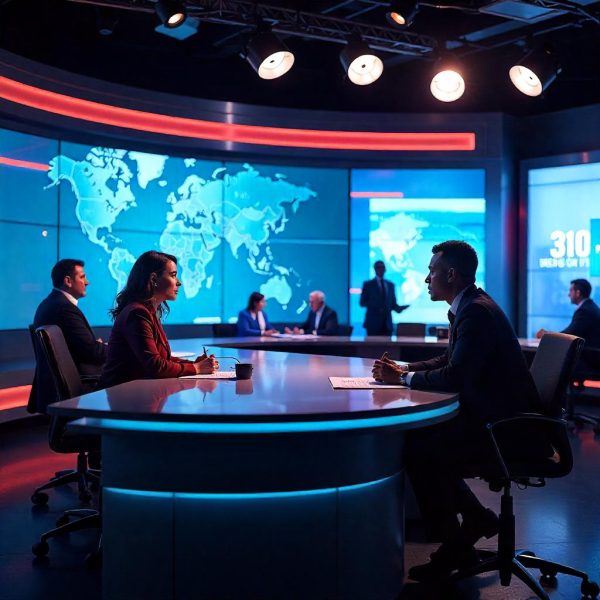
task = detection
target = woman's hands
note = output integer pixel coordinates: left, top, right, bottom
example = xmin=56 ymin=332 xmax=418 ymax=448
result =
xmin=194 ymin=353 xmax=219 ymax=374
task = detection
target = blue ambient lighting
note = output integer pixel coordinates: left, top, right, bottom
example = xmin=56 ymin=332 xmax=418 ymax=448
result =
xmin=105 ymin=474 xmax=396 ymax=500
xmin=86 ymin=401 xmax=458 ymax=434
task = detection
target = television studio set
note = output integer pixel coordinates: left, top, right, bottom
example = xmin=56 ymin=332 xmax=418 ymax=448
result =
xmin=1 ymin=1 xmax=600 ymax=599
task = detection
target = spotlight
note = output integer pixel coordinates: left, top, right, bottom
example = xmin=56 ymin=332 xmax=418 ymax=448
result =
xmin=155 ymin=0 xmax=186 ymax=29
xmin=386 ymin=1 xmax=419 ymax=27
xmin=245 ymin=31 xmax=295 ymax=80
xmin=509 ymin=47 xmax=561 ymax=97
xmin=430 ymin=57 xmax=465 ymax=102
xmin=339 ymin=36 xmax=384 ymax=86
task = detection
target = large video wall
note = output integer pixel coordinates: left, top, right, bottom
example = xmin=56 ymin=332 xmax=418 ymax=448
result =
xmin=527 ymin=159 xmax=600 ymax=337
xmin=1 ymin=129 xmax=349 ymax=329
xmin=350 ymin=169 xmax=486 ymax=329
xmin=1 ymin=126 xmax=488 ymax=332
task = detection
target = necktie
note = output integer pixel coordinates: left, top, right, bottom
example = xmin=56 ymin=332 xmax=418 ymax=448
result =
xmin=447 ymin=310 xmax=455 ymax=326
xmin=380 ymin=279 xmax=386 ymax=301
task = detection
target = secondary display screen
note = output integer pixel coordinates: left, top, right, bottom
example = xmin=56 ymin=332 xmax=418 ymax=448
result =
xmin=1 ymin=129 xmax=349 ymax=329
xmin=527 ymin=161 xmax=600 ymax=337
xmin=350 ymin=169 xmax=486 ymax=333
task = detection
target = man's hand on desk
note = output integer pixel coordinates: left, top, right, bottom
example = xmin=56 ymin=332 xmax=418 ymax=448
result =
xmin=284 ymin=326 xmax=305 ymax=334
xmin=372 ymin=353 xmax=408 ymax=384
xmin=194 ymin=353 xmax=219 ymax=374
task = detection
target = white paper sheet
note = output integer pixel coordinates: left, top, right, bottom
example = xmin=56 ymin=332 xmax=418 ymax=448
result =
xmin=180 ymin=371 xmax=237 ymax=379
xmin=171 ymin=351 xmax=195 ymax=358
xmin=328 ymin=377 xmax=407 ymax=389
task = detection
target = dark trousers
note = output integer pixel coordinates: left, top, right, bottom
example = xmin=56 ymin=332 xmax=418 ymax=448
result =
xmin=405 ymin=415 xmax=492 ymax=543
xmin=366 ymin=314 xmax=392 ymax=336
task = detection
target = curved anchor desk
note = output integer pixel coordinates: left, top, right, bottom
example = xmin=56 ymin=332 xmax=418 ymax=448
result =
xmin=48 ymin=349 xmax=459 ymax=600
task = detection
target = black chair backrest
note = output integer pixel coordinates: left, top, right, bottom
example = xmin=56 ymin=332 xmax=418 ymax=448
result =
xmin=35 ymin=325 xmax=84 ymax=402
xmin=212 ymin=323 xmax=238 ymax=338
xmin=337 ymin=325 xmax=353 ymax=336
xmin=530 ymin=333 xmax=584 ymax=416
xmin=396 ymin=322 xmax=426 ymax=337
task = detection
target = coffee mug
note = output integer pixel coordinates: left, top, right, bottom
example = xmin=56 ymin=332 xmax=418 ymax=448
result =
xmin=235 ymin=363 xmax=253 ymax=380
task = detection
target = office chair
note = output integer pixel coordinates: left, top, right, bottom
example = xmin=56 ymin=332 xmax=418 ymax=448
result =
xmin=29 ymin=325 xmax=100 ymax=505
xmin=337 ymin=324 xmax=354 ymax=336
xmin=449 ymin=333 xmax=599 ymax=599
xmin=212 ymin=323 xmax=238 ymax=337
xmin=396 ymin=322 xmax=426 ymax=337
xmin=31 ymin=325 xmax=101 ymax=559
xmin=566 ymin=347 xmax=600 ymax=434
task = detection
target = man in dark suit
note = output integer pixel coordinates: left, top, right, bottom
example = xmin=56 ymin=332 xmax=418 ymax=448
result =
xmin=536 ymin=278 xmax=600 ymax=347
xmin=372 ymin=240 xmax=539 ymax=582
xmin=285 ymin=290 xmax=339 ymax=336
xmin=360 ymin=261 xmax=407 ymax=335
xmin=28 ymin=259 xmax=107 ymax=413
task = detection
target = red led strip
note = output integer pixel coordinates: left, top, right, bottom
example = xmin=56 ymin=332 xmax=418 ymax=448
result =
xmin=0 ymin=76 xmax=476 ymax=152
xmin=0 ymin=156 xmax=49 ymax=171
xmin=350 ymin=191 xmax=405 ymax=197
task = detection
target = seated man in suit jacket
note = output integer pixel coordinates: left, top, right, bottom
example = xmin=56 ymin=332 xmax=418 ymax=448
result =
xmin=372 ymin=240 xmax=539 ymax=582
xmin=360 ymin=261 xmax=407 ymax=335
xmin=28 ymin=259 xmax=108 ymax=414
xmin=285 ymin=290 xmax=339 ymax=336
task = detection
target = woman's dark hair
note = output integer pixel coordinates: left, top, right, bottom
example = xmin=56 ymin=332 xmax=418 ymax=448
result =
xmin=247 ymin=291 xmax=265 ymax=312
xmin=110 ymin=251 xmax=177 ymax=320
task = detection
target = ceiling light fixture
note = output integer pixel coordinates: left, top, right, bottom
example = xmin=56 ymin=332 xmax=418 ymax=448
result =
xmin=245 ymin=30 xmax=295 ymax=80
xmin=386 ymin=1 xmax=419 ymax=27
xmin=155 ymin=0 xmax=186 ymax=29
xmin=509 ymin=47 xmax=561 ymax=97
xmin=339 ymin=36 xmax=384 ymax=86
xmin=430 ymin=57 xmax=465 ymax=102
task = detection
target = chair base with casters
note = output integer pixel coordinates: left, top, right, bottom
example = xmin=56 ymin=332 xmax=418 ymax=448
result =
xmin=31 ymin=450 xmax=100 ymax=505
xmin=32 ymin=510 xmax=100 ymax=559
xmin=450 ymin=484 xmax=599 ymax=599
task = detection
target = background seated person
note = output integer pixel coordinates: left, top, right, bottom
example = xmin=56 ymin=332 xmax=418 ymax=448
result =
xmin=284 ymin=290 xmax=339 ymax=336
xmin=98 ymin=251 xmax=217 ymax=389
xmin=236 ymin=292 xmax=279 ymax=337
xmin=536 ymin=278 xmax=600 ymax=346
xmin=29 ymin=258 xmax=107 ymax=414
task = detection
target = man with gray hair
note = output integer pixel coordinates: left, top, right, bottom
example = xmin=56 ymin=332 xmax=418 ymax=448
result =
xmin=285 ymin=290 xmax=339 ymax=336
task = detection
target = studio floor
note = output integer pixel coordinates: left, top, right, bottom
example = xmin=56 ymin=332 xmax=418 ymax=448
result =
xmin=2 ymin=407 xmax=600 ymax=600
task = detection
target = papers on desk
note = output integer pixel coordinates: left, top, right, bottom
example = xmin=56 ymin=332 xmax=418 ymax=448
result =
xmin=171 ymin=351 xmax=195 ymax=358
xmin=278 ymin=333 xmax=319 ymax=339
xmin=180 ymin=371 xmax=237 ymax=379
xmin=329 ymin=377 xmax=407 ymax=389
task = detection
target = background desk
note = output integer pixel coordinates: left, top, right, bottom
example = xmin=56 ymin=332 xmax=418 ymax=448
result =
xmin=49 ymin=350 xmax=458 ymax=600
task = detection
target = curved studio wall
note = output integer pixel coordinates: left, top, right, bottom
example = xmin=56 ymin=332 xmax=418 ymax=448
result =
xmin=0 ymin=49 xmax=512 ymax=353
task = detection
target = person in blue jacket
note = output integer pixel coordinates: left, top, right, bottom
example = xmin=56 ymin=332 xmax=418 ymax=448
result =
xmin=236 ymin=292 xmax=279 ymax=337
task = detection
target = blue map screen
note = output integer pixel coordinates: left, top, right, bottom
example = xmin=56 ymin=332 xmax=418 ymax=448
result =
xmin=527 ymin=162 xmax=600 ymax=337
xmin=350 ymin=169 xmax=486 ymax=333
xmin=0 ymin=129 xmax=349 ymax=329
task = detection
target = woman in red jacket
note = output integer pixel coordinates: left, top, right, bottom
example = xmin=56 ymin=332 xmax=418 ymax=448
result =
xmin=99 ymin=251 xmax=217 ymax=389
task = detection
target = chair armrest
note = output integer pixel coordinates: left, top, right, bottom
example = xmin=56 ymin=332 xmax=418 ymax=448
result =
xmin=486 ymin=414 xmax=572 ymax=482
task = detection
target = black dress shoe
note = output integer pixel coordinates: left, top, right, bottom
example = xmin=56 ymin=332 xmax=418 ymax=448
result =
xmin=461 ymin=508 xmax=499 ymax=546
xmin=408 ymin=543 xmax=479 ymax=583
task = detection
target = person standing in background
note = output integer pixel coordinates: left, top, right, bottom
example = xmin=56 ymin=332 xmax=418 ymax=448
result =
xmin=360 ymin=260 xmax=407 ymax=335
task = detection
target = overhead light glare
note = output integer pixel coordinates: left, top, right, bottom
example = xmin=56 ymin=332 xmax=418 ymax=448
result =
xmin=386 ymin=1 xmax=419 ymax=27
xmin=509 ymin=47 xmax=560 ymax=97
xmin=340 ymin=37 xmax=384 ymax=86
xmin=156 ymin=0 xmax=186 ymax=28
xmin=246 ymin=31 xmax=295 ymax=80
xmin=430 ymin=61 xmax=465 ymax=102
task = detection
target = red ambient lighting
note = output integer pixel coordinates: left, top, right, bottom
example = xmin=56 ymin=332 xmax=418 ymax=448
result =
xmin=0 ymin=156 xmax=49 ymax=171
xmin=350 ymin=191 xmax=405 ymax=198
xmin=0 ymin=77 xmax=476 ymax=152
